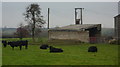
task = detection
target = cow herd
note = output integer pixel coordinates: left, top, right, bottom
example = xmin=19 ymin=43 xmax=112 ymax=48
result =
xmin=2 ymin=40 xmax=28 ymax=50
xmin=2 ymin=40 xmax=98 ymax=53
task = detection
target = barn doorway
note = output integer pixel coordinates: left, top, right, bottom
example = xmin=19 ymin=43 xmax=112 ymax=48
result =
xmin=86 ymin=27 xmax=98 ymax=43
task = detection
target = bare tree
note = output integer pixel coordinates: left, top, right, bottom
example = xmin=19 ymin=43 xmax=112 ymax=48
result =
xmin=24 ymin=3 xmax=45 ymax=42
xmin=23 ymin=24 xmax=42 ymax=37
xmin=14 ymin=23 xmax=29 ymax=40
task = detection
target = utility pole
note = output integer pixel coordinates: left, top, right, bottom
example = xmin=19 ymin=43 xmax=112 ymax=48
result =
xmin=48 ymin=8 xmax=50 ymax=29
xmin=48 ymin=8 xmax=50 ymax=40
xmin=75 ymin=8 xmax=84 ymax=25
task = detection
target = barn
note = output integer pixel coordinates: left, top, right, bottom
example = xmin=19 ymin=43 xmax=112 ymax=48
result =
xmin=114 ymin=14 xmax=120 ymax=44
xmin=48 ymin=24 xmax=101 ymax=43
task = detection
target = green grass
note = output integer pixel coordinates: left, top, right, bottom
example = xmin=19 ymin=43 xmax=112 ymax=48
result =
xmin=2 ymin=38 xmax=119 ymax=65
xmin=0 ymin=43 xmax=2 ymax=67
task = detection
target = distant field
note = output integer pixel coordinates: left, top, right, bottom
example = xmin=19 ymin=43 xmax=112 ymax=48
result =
xmin=1 ymin=38 xmax=119 ymax=65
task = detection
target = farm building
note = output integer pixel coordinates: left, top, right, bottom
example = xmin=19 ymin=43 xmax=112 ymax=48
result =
xmin=49 ymin=24 xmax=101 ymax=43
xmin=114 ymin=14 xmax=120 ymax=44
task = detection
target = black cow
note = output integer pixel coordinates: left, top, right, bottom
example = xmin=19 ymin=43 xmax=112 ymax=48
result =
xmin=40 ymin=44 xmax=49 ymax=49
xmin=49 ymin=46 xmax=63 ymax=53
xmin=2 ymin=40 xmax=7 ymax=47
xmin=8 ymin=40 xmax=28 ymax=50
xmin=88 ymin=46 xmax=97 ymax=52
xmin=8 ymin=41 xmax=21 ymax=50
xmin=19 ymin=40 xmax=28 ymax=49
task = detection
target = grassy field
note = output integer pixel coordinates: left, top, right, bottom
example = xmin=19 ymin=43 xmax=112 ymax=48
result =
xmin=0 ymin=42 xmax=2 ymax=67
xmin=1 ymin=38 xmax=119 ymax=65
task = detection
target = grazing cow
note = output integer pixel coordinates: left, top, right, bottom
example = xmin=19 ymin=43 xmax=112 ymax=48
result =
xmin=19 ymin=40 xmax=28 ymax=49
xmin=40 ymin=44 xmax=49 ymax=49
xmin=2 ymin=40 xmax=7 ymax=47
xmin=49 ymin=46 xmax=63 ymax=53
xmin=7 ymin=40 xmax=28 ymax=50
xmin=8 ymin=41 xmax=21 ymax=50
xmin=88 ymin=46 xmax=97 ymax=52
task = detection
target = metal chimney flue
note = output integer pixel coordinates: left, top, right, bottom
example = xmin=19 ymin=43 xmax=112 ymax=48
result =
xmin=75 ymin=8 xmax=84 ymax=25
xmin=76 ymin=19 xmax=80 ymax=24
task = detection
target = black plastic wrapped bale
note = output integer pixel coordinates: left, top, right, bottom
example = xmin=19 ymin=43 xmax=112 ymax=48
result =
xmin=49 ymin=46 xmax=63 ymax=53
xmin=88 ymin=46 xmax=97 ymax=52
xmin=40 ymin=44 xmax=49 ymax=49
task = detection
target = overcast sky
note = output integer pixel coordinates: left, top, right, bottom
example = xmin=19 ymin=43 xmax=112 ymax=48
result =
xmin=0 ymin=2 xmax=1 ymax=28
xmin=2 ymin=2 xmax=118 ymax=28
xmin=1 ymin=0 xmax=120 ymax=2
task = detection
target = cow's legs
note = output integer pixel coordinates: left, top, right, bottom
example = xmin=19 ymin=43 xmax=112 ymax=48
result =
xmin=20 ymin=46 xmax=22 ymax=50
xmin=12 ymin=47 xmax=14 ymax=50
xmin=25 ymin=45 xmax=28 ymax=49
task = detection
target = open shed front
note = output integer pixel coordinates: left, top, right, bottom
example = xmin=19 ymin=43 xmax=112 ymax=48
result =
xmin=86 ymin=27 xmax=101 ymax=43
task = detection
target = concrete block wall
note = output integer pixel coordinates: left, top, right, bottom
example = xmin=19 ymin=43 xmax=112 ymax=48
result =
xmin=49 ymin=31 xmax=89 ymax=43
xmin=115 ymin=15 xmax=120 ymax=44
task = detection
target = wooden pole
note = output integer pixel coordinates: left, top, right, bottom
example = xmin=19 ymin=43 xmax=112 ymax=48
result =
xmin=48 ymin=8 xmax=50 ymax=40
xmin=48 ymin=8 xmax=50 ymax=29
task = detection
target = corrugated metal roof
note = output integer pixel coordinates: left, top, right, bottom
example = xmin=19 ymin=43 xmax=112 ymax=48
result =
xmin=114 ymin=14 xmax=120 ymax=18
xmin=50 ymin=24 xmax=101 ymax=31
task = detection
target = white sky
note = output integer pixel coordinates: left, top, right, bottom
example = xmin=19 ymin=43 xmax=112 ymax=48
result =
xmin=1 ymin=0 xmax=120 ymax=2
xmin=0 ymin=2 xmax=1 ymax=28
xmin=1 ymin=0 xmax=120 ymax=28
xmin=0 ymin=0 xmax=119 ymax=28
